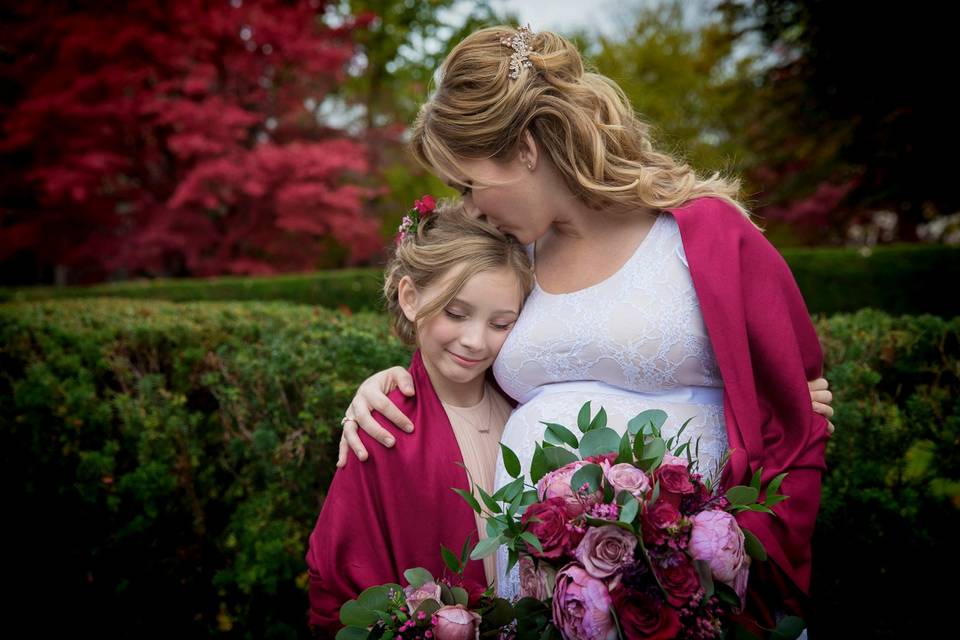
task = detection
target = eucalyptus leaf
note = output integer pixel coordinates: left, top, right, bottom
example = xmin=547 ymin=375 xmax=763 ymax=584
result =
xmin=627 ymin=409 xmax=667 ymax=435
xmin=619 ymin=496 xmax=639 ymax=524
xmin=451 ymin=586 xmax=469 ymax=607
xmin=571 ymin=463 xmax=603 ymax=494
xmin=335 ymin=626 xmax=369 ymax=640
xmin=579 ymin=427 xmax=621 ymax=458
xmin=544 ymin=445 xmax=579 ymax=470
xmin=403 ymin=567 xmax=434 ymax=589
xmin=771 ymin=615 xmax=806 ymax=640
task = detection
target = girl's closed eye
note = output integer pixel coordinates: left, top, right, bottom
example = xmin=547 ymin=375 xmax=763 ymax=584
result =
xmin=444 ymin=309 xmax=514 ymax=331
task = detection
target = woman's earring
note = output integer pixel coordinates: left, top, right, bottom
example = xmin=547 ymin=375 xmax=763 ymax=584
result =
xmin=527 ymin=162 xmax=533 ymax=170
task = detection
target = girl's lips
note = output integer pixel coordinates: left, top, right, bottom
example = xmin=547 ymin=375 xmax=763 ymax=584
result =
xmin=447 ymin=351 xmax=484 ymax=367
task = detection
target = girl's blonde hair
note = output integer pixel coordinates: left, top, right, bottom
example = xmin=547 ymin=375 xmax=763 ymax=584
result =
xmin=383 ymin=199 xmax=534 ymax=346
xmin=411 ymin=26 xmax=760 ymax=228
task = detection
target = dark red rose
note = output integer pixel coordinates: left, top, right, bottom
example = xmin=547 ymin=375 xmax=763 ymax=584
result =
xmin=654 ymin=464 xmax=696 ymax=508
xmin=610 ymin=584 xmax=681 ymax=639
xmin=641 ymin=499 xmax=681 ymax=546
xmin=521 ymin=496 xmax=584 ymax=559
xmin=652 ymin=550 xmax=701 ymax=607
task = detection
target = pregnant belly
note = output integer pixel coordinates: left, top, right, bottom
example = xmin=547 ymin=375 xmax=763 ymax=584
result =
xmin=497 ymin=385 xmax=728 ymax=486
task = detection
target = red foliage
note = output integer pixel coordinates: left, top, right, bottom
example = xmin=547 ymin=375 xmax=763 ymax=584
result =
xmin=0 ymin=0 xmax=381 ymax=282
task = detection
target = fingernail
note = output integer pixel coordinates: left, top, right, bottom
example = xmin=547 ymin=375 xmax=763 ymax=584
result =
xmin=385 ymin=437 xmax=395 ymax=446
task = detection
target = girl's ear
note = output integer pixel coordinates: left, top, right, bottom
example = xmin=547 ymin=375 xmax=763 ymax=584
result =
xmin=397 ymin=276 xmax=419 ymax=322
xmin=518 ymin=129 xmax=539 ymax=170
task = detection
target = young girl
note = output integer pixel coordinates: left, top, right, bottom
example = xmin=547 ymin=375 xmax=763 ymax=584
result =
xmin=304 ymin=198 xmax=533 ymax=636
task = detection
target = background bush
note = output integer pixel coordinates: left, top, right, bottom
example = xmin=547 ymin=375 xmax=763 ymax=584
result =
xmin=1 ymin=299 xmax=956 ymax=637
xmin=3 ymin=244 xmax=958 ymax=318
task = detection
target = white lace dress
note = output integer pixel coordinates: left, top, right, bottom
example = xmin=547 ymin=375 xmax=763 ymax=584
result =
xmin=490 ymin=211 xmax=729 ymax=601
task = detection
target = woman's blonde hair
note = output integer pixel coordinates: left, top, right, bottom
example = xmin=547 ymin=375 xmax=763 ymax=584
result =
xmin=383 ymin=199 xmax=534 ymax=347
xmin=411 ymin=26 xmax=760 ymax=228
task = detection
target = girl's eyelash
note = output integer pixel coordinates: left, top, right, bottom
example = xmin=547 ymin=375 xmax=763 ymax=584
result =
xmin=444 ymin=310 xmax=513 ymax=331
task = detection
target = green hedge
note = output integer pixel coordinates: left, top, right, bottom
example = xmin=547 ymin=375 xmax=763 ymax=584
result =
xmin=1 ymin=299 xmax=956 ymax=637
xmin=2 ymin=243 xmax=958 ymax=317
xmin=0 ymin=298 xmax=411 ymax=638
xmin=0 ymin=267 xmax=386 ymax=312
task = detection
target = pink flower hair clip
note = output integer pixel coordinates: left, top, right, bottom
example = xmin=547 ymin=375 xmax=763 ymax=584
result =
xmin=396 ymin=195 xmax=436 ymax=245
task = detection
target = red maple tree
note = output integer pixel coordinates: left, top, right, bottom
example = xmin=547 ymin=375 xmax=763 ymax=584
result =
xmin=0 ymin=0 xmax=381 ymax=283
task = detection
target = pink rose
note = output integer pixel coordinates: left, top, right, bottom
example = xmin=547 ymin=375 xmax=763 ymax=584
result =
xmin=600 ymin=461 xmax=650 ymax=500
xmin=552 ymin=563 xmax=618 ymax=640
xmin=520 ymin=496 xmax=585 ymax=559
xmin=537 ymin=461 xmax=586 ymax=501
xmin=574 ymin=525 xmax=638 ymax=586
xmin=433 ymin=604 xmax=481 ymax=640
xmin=688 ymin=510 xmax=749 ymax=596
xmin=519 ymin=555 xmax=556 ymax=600
xmin=403 ymin=581 xmax=441 ymax=613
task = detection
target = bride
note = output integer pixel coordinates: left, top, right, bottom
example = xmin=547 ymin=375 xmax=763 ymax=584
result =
xmin=334 ymin=25 xmax=834 ymax=638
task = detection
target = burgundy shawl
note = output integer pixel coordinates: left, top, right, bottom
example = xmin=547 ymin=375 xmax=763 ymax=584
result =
xmin=669 ymin=196 xmax=830 ymax=630
xmin=305 ymin=349 xmax=487 ymax=636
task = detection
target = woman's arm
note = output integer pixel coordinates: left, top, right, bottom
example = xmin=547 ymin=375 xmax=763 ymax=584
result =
xmin=336 ymin=366 xmax=417 ymax=468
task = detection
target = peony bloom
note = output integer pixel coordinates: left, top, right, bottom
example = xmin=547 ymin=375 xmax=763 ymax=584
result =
xmin=433 ymin=604 xmax=482 ymax=640
xmin=574 ymin=525 xmax=637 ymax=586
xmin=688 ymin=509 xmax=750 ymax=605
xmin=403 ymin=581 xmax=442 ymax=614
xmin=552 ymin=563 xmax=618 ymax=640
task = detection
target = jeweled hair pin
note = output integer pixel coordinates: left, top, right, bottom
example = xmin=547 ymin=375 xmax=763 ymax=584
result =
xmin=499 ymin=24 xmax=536 ymax=80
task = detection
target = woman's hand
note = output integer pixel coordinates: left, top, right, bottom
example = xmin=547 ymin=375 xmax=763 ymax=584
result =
xmin=808 ymin=377 xmax=835 ymax=436
xmin=336 ymin=367 xmax=417 ymax=468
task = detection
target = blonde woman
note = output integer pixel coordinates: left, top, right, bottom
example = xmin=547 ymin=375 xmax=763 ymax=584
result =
xmin=334 ymin=26 xmax=834 ymax=638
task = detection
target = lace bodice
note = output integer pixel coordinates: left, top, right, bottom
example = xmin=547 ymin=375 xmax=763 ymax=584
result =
xmin=490 ymin=211 xmax=729 ymax=601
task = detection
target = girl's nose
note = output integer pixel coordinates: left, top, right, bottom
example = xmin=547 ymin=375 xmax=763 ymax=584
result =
xmin=459 ymin=321 xmax=485 ymax=350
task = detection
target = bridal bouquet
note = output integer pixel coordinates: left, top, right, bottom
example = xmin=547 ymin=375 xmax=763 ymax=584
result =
xmin=459 ymin=402 xmax=805 ymax=640
xmin=333 ymin=540 xmax=517 ymax=640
